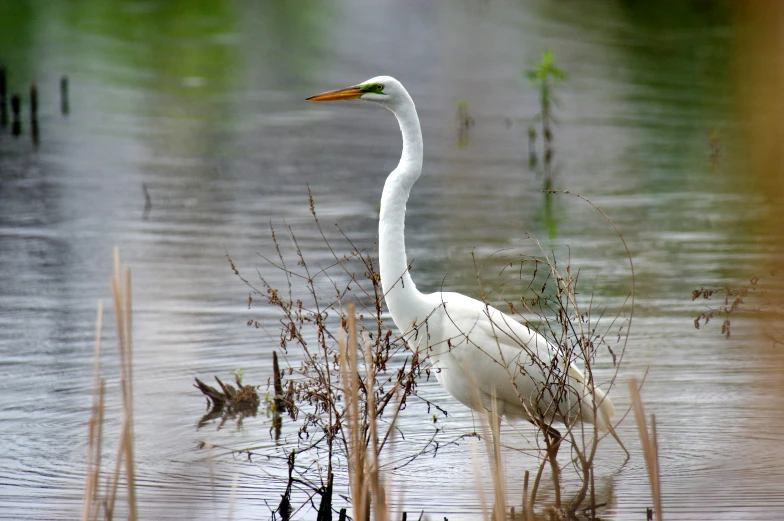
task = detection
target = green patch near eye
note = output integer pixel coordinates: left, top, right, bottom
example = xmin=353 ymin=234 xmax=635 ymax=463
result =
xmin=358 ymin=82 xmax=384 ymax=94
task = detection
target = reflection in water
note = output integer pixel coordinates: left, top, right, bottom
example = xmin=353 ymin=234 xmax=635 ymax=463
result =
xmin=541 ymin=182 xmax=557 ymax=240
xmin=1 ymin=0 xmax=784 ymax=519
xmin=456 ymin=99 xmax=474 ymax=149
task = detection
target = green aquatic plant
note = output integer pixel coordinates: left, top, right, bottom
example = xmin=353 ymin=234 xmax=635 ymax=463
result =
xmin=526 ymin=50 xmax=566 ymax=177
xmin=526 ymin=51 xmax=566 ymax=240
xmin=229 ymin=367 xmax=246 ymax=385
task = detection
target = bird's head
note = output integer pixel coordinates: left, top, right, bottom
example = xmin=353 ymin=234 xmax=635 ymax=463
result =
xmin=306 ymin=76 xmax=405 ymax=108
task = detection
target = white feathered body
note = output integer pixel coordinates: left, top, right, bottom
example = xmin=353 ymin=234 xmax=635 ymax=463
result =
xmin=396 ymin=291 xmax=615 ymax=430
xmin=347 ymin=75 xmax=615 ymax=431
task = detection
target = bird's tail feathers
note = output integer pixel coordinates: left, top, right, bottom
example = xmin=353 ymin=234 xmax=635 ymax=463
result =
xmin=567 ymin=365 xmax=615 ymax=431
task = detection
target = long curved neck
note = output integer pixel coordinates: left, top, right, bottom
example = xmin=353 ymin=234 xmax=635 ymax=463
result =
xmin=379 ymin=93 xmax=427 ymax=328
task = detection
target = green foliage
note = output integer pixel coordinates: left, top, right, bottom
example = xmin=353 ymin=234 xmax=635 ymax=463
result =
xmin=525 ymin=50 xmax=567 ymax=85
xmin=525 ymin=50 xmax=566 ymax=120
xmin=229 ymin=368 xmax=245 ymax=386
xmin=525 ymin=51 xmax=567 ymax=236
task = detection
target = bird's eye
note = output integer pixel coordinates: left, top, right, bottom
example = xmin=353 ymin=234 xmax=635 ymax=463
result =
xmin=375 ymin=83 xmax=384 ymax=92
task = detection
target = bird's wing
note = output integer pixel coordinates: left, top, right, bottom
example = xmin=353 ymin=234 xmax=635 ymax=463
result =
xmin=435 ymin=292 xmax=614 ymax=427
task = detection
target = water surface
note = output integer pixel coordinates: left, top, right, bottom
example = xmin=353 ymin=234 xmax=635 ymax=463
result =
xmin=2 ymin=1 xmax=783 ymax=519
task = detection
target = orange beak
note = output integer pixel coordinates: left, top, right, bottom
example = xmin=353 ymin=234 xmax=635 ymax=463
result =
xmin=306 ymin=86 xmax=364 ymax=102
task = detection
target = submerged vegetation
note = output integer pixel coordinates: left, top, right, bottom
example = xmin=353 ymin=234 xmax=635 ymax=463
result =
xmin=194 ymin=372 xmax=260 ymax=430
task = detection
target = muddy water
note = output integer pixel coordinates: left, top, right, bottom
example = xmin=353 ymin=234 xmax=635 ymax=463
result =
xmin=2 ymin=1 xmax=784 ymax=519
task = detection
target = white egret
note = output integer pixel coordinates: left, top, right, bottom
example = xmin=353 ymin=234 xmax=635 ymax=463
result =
xmin=307 ymin=76 xmax=623 ymax=456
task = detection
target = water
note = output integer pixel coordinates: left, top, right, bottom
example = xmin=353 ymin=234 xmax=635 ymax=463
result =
xmin=2 ymin=1 xmax=784 ymax=519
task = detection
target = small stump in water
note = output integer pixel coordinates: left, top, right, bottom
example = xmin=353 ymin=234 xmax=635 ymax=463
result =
xmin=194 ymin=374 xmax=260 ymax=429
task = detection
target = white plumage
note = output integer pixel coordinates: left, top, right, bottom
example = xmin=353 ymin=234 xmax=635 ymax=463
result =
xmin=308 ymin=76 xmax=618 ymax=445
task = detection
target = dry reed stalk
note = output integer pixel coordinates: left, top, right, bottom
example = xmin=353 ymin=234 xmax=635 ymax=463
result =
xmin=469 ymin=438 xmax=490 ymax=521
xmin=486 ymin=402 xmax=507 ymax=521
xmin=111 ymin=248 xmax=138 ymax=521
xmin=337 ymin=305 xmax=395 ymax=521
xmin=102 ymin=250 xmax=138 ymax=521
xmin=628 ymin=378 xmax=662 ymax=521
xmin=82 ymin=303 xmax=105 ymax=521
xmin=362 ymin=332 xmax=388 ymax=521
xmin=522 ymin=470 xmax=534 ymax=521
xmin=85 ymin=380 xmax=106 ymax=521
xmin=467 ymin=378 xmax=508 ymax=521
xmin=338 ymin=305 xmax=367 ymax=521
xmin=104 ymin=430 xmax=125 ymax=519
xmin=82 ymin=249 xmax=140 ymax=521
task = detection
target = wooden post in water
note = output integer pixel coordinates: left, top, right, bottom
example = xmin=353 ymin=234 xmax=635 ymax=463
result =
xmin=11 ymin=94 xmax=21 ymax=136
xmin=30 ymin=83 xmax=39 ymax=146
xmin=0 ymin=67 xmax=7 ymax=127
xmin=316 ymin=473 xmax=333 ymax=521
xmin=60 ymin=75 xmax=69 ymax=115
xmin=522 ymin=470 xmax=533 ymax=521
xmin=276 ymin=450 xmax=294 ymax=521
xmin=338 ymin=508 xmax=347 ymax=521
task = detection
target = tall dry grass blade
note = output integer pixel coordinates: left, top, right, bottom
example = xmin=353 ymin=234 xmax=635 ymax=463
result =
xmin=348 ymin=308 xmax=367 ymax=521
xmin=337 ymin=305 xmax=396 ymax=521
xmin=104 ymin=431 xmax=125 ymax=520
xmin=81 ymin=409 xmax=95 ymax=521
xmin=339 ymin=305 xmax=366 ymax=521
xmin=93 ymin=304 xmax=105 ymax=521
xmin=628 ymin=378 xmax=662 ymax=521
xmin=363 ymin=332 xmax=387 ymax=521
xmin=82 ymin=302 xmax=104 ymax=521
xmin=83 ymin=250 xmax=141 ymax=521
xmin=466 ymin=375 xmax=507 ymax=521
xmin=522 ymin=470 xmax=534 ymax=521
xmin=487 ymin=398 xmax=507 ymax=521
xmin=469 ymin=438 xmax=490 ymax=521
xmin=93 ymin=380 xmax=105 ymax=521
xmin=650 ymin=414 xmax=661 ymax=518
xmin=111 ymin=248 xmax=137 ymax=521
xmin=123 ymin=258 xmax=137 ymax=521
